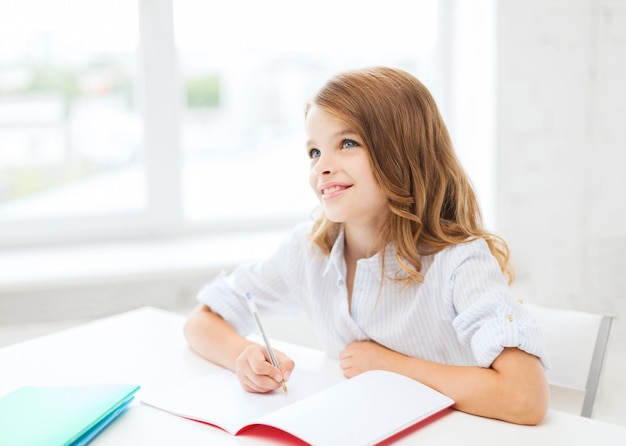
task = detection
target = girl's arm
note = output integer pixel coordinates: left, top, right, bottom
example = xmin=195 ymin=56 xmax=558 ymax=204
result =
xmin=184 ymin=304 xmax=294 ymax=392
xmin=339 ymin=342 xmax=549 ymax=425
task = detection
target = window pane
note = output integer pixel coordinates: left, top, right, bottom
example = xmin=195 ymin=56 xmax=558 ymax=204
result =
xmin=174 ymin=0 xmax=438 ymax=222
xmin=0 ymin=0 xmax=144 ymax=220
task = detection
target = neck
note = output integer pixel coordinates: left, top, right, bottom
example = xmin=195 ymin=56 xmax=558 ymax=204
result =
xmin=343 ymin=223 xmax=383 ymax=261
xmin=342 ymin=223 xmax=384 ymax=307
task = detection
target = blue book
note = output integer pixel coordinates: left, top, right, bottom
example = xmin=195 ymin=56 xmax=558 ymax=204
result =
xmin=0 ymin=383 xmax=140 ymax=446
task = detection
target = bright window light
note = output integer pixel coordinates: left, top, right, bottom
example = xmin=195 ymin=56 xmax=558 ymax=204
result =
xmin=0 ymin=0 xmax=144 ymax=222
xmin=174 ymin=0 xmax=439 ymax=222
xmin=0 ymin=0 xmax=439 ymax=244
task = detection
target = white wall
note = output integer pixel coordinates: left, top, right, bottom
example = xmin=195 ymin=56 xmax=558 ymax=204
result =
xmin=496 ymin=0 xmax=626 ymax=425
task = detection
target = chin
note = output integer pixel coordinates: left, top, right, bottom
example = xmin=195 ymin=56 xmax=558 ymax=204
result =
xmin=321 ymin=211 xmax=346 ymax=224
xmin=324 ymin=216 xmax=345 ymax=224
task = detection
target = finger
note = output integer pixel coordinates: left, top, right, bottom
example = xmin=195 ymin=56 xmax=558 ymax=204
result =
xmin=242 ymin=372 xmax=282 ymax=392
xmin=242 ymin=344 xmax=280 ymax=378
xmin=249 ymin=359 xmax=285 ymax=385
xmin=341 ymin=363 xmax=356 ymax=379
xmin=338 ymin=355 xmax=349 ymax=369
xmin=236 ymin=345 xmax=282 ymax=392
xmin=274 ymin=351 xmax=295 ymax=381
xmin=338 ymin=352 xmax=351 ymax=370
xmin=237 ymin=359 xmax=282 ymax=393
xmin=339 ymin=343 xmax=356 ymax=359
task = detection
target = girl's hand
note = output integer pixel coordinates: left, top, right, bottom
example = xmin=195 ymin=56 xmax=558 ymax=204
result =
xmin=339 ymin=341 xmax=403 ymax=378
xmin=234 ymin=344 xmax=294 ymax=393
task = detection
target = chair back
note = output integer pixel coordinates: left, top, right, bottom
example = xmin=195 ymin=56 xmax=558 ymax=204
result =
xmin=525 ymin=303 xmax=613 ymax=418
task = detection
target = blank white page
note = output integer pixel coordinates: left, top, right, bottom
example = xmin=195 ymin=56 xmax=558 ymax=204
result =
xmin=255 ymin=370 xmax=454 ymax=445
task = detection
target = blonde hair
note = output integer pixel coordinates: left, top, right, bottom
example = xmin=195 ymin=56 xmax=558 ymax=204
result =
xmin=306 ymin=66 xmax=514 ymax=285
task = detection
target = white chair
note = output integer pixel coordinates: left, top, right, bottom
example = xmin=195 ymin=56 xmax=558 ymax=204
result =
xmin=525 ymin=303 xmax=613 ymax=418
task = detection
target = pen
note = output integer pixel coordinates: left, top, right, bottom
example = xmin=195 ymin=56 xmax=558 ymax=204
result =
xmin=245 ymin=292 xmax=288 ymax=393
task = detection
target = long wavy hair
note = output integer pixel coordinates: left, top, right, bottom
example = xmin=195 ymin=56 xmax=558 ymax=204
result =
xmin=306 ymin=66 xmax=514 ymax=285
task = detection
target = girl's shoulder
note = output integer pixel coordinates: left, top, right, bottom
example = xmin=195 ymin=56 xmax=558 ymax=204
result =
xmin=448 ymin=237 xmax=491 ymax=255
xmin=424 ymin=237 xmax=490 ymax=257
xmin=425 ymin=237 xmax=493 ymax=270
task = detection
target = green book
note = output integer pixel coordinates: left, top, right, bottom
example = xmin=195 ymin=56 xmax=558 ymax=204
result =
xmin=0 ymin=383 xmax=140 ymax=446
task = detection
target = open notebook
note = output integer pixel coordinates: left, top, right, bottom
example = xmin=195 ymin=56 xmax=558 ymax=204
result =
xmin=0 ymin=383 xmax=140 ymax=446
xmin=142 ymin=368 xmax=453 ymax=445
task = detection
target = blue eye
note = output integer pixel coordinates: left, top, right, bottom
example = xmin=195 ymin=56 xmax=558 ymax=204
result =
xmin=342 ymin=139 xmax=358 ymax=149
xmin=309 ymin=148 xmax=321 ymax=159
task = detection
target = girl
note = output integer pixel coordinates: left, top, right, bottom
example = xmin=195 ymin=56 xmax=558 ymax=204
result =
xmin=184 ymin=66 xmax=550 ymax=425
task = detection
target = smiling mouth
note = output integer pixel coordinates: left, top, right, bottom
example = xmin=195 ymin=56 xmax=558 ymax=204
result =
xmin=322 ymin=185 xmax=350 ymax=195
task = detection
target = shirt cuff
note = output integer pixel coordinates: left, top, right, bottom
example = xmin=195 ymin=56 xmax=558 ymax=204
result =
xmin=457 ymin=303 xmax=551 ymax=369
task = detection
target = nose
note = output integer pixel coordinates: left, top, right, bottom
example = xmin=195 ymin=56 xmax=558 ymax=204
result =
xmin=312 ymin=151 xmax=333 ymax=176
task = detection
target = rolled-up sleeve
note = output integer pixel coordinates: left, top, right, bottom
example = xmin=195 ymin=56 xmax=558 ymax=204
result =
xmin=450 ymin=241 xmax=550 ymax=368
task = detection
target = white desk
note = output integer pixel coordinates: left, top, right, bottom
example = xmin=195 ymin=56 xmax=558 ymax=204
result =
xmin=1 ymin=307 xmax=624 ymax=445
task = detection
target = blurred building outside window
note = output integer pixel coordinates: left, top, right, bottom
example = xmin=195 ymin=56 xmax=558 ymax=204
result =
xmin=0 ymin=0 xmax=439 ymax=246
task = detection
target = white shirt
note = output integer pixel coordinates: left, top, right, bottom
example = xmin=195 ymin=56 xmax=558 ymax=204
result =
xmin=197 ymin=222 xmax=549 ymax=368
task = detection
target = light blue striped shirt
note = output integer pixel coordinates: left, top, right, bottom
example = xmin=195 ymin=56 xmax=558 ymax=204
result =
xmin=197 ymin=222 xmax=549 ymax=368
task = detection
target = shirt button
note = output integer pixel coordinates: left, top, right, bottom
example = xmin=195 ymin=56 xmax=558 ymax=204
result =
xmin=507 ymin=314 xmax=513 ymax=322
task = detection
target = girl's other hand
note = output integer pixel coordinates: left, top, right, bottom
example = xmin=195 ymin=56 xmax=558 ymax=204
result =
xmin=339 ymin=341 xmax=403 ymax=378
xmin=235 ymin=344 xmax=294 ymax=393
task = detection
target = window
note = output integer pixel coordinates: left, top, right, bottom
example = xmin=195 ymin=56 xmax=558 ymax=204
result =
xmin=174 ymin=0 xmax=439 ymax=224
xmin=0 ymin=0 xmax=440 ymax=246
xmin=0 ymin=0 xmax=144 ymax=244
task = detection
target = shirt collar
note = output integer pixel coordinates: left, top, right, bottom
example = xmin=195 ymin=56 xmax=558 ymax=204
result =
xmin=321 ymin=229 xmax=410 ymax=283
xmin=322 ymin=229 xmax=346 ymax=278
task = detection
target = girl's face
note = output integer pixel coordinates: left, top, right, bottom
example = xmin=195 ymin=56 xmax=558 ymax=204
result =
xmin=306 ymin=105 xmax=388 ymax=230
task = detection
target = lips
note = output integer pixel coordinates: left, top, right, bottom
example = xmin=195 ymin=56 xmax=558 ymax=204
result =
xmin=322 ymin=185 xmax=346 ymax=195
xmin=319 ymin=183 xmax=352 ymax=199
